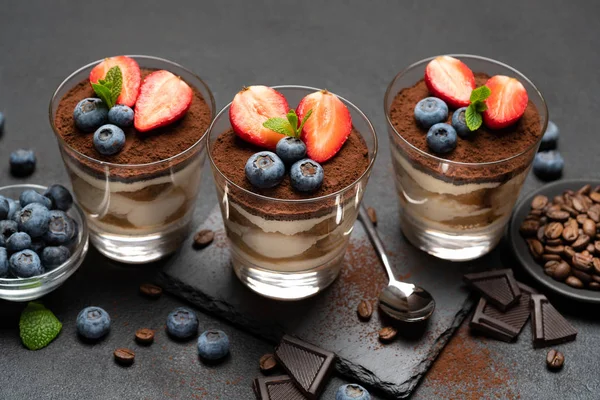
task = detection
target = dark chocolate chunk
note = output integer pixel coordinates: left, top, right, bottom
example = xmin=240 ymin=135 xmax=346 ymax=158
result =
xmin=253 ymin=375 xmax=308 ymax=400
xmin=470 ymin=283 xmax=537 ymax=342
xmin=531 ymin=294 xmax=577 ymax=348
xmin=274 ymin=335 xmax=335 ymax=399
xmin=463 ymin=269 xmax=522 ymax=311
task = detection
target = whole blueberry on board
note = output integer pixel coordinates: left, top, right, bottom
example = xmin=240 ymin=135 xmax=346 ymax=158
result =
xmin=276 ymin=137 xmax=307 ymax=165
xmin=0 ymin=198 xmax=9 ymax=220
xmin=93 ymin=124 xmax=126 ymax=156
xmin=41 ymin=246 xmax=71 ymax=270
xmin=539 ymin=120 xmax=559 ymax=151
xmin=6 ymin=232 xmax=32 ymax=254
xmin=426 ymin=123 xmax=458 ymax=154
xmin=73 ymin=98 xmax=108 ymax=132
xmin=290 ymin=159 xmax=324 ymax=193
xmin=77 ymin=306 xmax=111 ymax=340
xmin=197 ymin=330 xmax=230 ymax=361
xmin=0 ymin=220 xmax=18 ymax=242
xmin=108 ymin=105 xmax=134 ymax=128
xmin=166 ymin=307 xmax=199 ymax=339
xmin=43 ymin=210 xmax=76 ymax=245
xmin=9 ymin=249 xmax=43 ymax=278
xmin=43 ymin=184 xmax=73 ymax=211
xmin=15 ymin=203 xmax=50 ymax=238
xmin=19 ymin=189 xmax=52 ymax=209
xmin=0 ymin=248 xmax=8 ymax=277
xmin=451 ymin=107 xmax=472 ymax=138
xmin=245 ymin=151 xmax=286 ymax=189
xmin=414 ymin=97 xmax=448 ymax=129
xmin=9 ymin=149 xmax=36 ymax=177
xmin=336 ymin=384 xmax=371 ymax=400
xmin=533 ymin=151 xmax=564 ymax=181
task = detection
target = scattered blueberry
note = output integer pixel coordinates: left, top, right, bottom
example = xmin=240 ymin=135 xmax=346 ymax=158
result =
xmin=336 ymin=384 xmax=371 ymax=400
xmin=77 ymin=306 xmax=111 ymax=340
xmin=0 ymin=112 xmax=4 ymax=136
xmin=43 ymin=210 xmax=75 ymax=245
xmin=276 ymin=137 xmax=307 ymax=165
xmin=451 ymin=107 xmax=471 ymax=138
xmin=414 ymin=97 xmax=448 ymax=129
xmin=43 ymin=184 xmax=73 ymax=211
xmin=290 ymin=159 xmax=324 ymax=193
xmin=93 ymin=124 xmax=126 ymax=156
xmin=166 ymin=307 xmax=199 ymax=339
xmin=19 ymin=189 xmax=52 ymax=209
xmin=540 ymin=121 xmax=559 ymax=151
xmin=9 ymin=149 xmax=36 ymax=177
xmin=245 ymin=151 xmax=286 ymax=189
xmin=533 ymin=151 xmax=564 ymax=181
xmin=0 ymin=220 xmax=18 ymax=242
xmin=6 ymin=232 xmax=31 ymax=254
xmin=197 ymin=330 xmax=230 ymax=361
xmin=426 ymin=123 xmax=458 ymax=154
xmin=9 ymin=249 xmax=43 ymax=278
xmin=73 ymin=98 xmax=108 ymax=132
xmin=0 ymin=198 xmax=9 ymax=220
xmin=108 ymin=105 xmax=134 ymax=128
xmin=15 ymin=203 xmax=50 ymax=238
xmin=41 ymin=246 xmax=70 ymax=270
xmin=0 ymin=248 xmax=7 ymax=277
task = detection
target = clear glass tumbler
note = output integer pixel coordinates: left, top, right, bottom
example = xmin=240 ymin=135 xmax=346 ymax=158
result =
xmin=384 ymin=55 xmax=548 ymax=261
xmin=208 ymin=86 xmax=377 ymax=300
xmin=49 ymin=56 xmax=215 ymax=263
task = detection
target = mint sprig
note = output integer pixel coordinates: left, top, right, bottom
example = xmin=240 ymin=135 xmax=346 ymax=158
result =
xmin=19 ymin=302 xmax=62 ymax=350
xmin=91 ymin=66 xmax=123 ymax=109
xmin=263 ymin=109 xmax=313 ymax=138
xmin=465 ymin=85 xmax=491 ymax=131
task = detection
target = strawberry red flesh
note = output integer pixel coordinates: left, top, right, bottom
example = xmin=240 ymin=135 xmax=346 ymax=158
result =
xmin=424 ymin=56 xmax=475 ymax=109
xmin=297 ymin=90 xmax=352 ymax=163
xmin=229 ymin=86 xmax=289 ymax=150
xmin=89 ymin=56 xmax=141 ymax=107
xmin=133 ymin=70 xmax=193 ymax=132
xmin=483 ymin=75 xmax=528 ymax=129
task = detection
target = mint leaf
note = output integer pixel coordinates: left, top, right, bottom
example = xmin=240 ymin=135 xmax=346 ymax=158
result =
xmin=263 ymin=118 xmax=294 ymax=136
xmin=286 ymin=110 xmax=298 ymax=135
xmin=91 ymin=83 xmax=113 ymax=108
xmin=91 ymin=66 xmax=122 ymax=108
xmin=475 ymin=102 xmax=488 ymax=113
xmin=297 ymin=109 xmax=313 ymax=134
xmin=19 ymin=302 xmax=62 ymax=350
xmin=470 ymin=85 xmax=491 ymax=103
xmin=465 ymin=104 xmax=483 ymax=131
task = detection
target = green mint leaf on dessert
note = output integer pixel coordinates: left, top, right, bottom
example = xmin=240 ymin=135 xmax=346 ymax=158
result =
xmin=263 ymin=118 xmax=294 ymax=136
xmin=19 ymin=302 xmax=62 ymax=351
xmin=91 ymin=83 xmax=113 ymax=108
xmin=297 ymin=109 xmax=313 ymax=135
xmin=475 ymin=101 xmax=488 ymax=113
xmin=469 ymin=85 xmax=491 ymax=103
xmin=465 ymin=104 xmax=483 ymax=131
xmin=91 ymin=66 xmax=122 ymax=108
xmin=286 ymin=110 xmax=299 ymax=136
xmin=465 ymin=85 xmax=491 ymax=131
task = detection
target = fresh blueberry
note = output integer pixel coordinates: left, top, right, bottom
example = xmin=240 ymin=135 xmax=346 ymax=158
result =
xmin=540 ymin=121 xmax=559 ymax=151
xmin=290 ymin=159 xmax=324 ymax=193
xmin=0 ymin=111 xmax=4 ymax=136
xmin=0 ymin=197 xmax=21 ymax=220
xmin=166 ymin=307 xmax=199 ymax=339
xmin=108 ymin=105 xmax=134 ymax=128
xmin=6 ymin=232 xmax=31 ymax=254
xmin=9 ymin=149 xmax=36 ymax=177
xmin=414 ymin=97 xmax=448 ymax=129
xmin=19 ymin=189 xmax=52 ymax=209
xmin=30 ymin=239 xmax=46 ymax=254
xmin=77 ymin=306 xmax=111 ymax=340
xmin=9 ymin=249 xmax=43 ymax=278
xmin=533 ymin=151 xmax=564 ymax=181
xmin=197 ymin=330 xmax=230 ymax=361
xmin=43 ymin=184 xmax=73 ymax=211
xmin=93 ymin=124 xmax=126 ymax=156
xmin=0 ymin=198 xmax=9 ymax=220
xmin=336 ymin=384 xmax=371 ymax=400
xmin=0 ymin=220 xmax=18 ymax=242
xmin=43 ymin=210 xmax=76 ymax=245
xmin=245 ymin=151 xmax=286 ymax=189
xmin=276 ymin=137 xmax=307 ymax=165
xmin=15 ymin=203 xmax=50 ymax=238
xmin=0 ymin=248 xmax=7 ymax=277
xmin=41 ymin=246 xmax=70 ymax=270
xmin=451 ymin=107 xmax=472 ymax=138
xmin=73 ymin=98 xmax=108 ymax=132
xmin=426 ymin=123 xmax=457 ymax=154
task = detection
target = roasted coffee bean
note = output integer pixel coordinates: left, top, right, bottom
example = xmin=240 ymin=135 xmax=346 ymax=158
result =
xmin=114 ymin=348 xmax=135 ymax=366
xmin=546 ymin=349 xmax=565 ymax=370
xmin=540 ymin=216 xmax=548 ymax=225
xmin=546 ymin=238 xmax=562 ymax=246
xmin=379 ymin=327 xmax=397 ymax=342
xmin=593 ymin=258 xmax=600 ymax=275
xmin=561 ymin=205 xmax=579 ymax=217
xmin=357 ymin=300 xmax=373 ymax=321
xmin=367 ymin=207 xmax=378 ymax=226
xmin=576 ymin=214 xmax=588 ymax=225
xmin=566 ymin=276 xmax=584 ymax=288
xmin=565 ymin=218 xmax=579 ymax=230
xmin=193 ymin=229 xmax=215 ymax=249
xmin=547 ymin=204 xmax=562 ymax=212
xmin=590 ymin=192 xmax=600 ymax=203
xmin=562 ymin=194 xmax=573 ymax=208
xmin=542 ymin=254 xmax=562 ymax=262
xmin=589 ymin=282 xmax=600 ymax=291
xmin=259 ymin=354 xmax=278 ymax=373
xmin=572 ymin=234 xmax=591 ymax=251
xmin=544 ymin=260 xmax=560 ymax=277
xmin=553 ymin=195 xmax=565 ymax=205
xmin=553 ymin=262 xmax=571 ymax=281
xmin=588 ymin=206 xmax=600 ymax=223
xmin=592 ymin=274 xmax=600 ymax=283
xmin=525 ymin=214 xmax=540 ymax=222
xmin=561 ymin=225 xmax=579 ymax=242
xmin=544 ymin=245 xmax=564 ymax=255
xmin=537 ymin=226 xmax=546 ymax=243
xmin=547 ymin=210 xmax=570 ymax=222
xmin=520 ymin=219 xmax=540 ymax=237
xmin=583 ymin=219 xmax=596 ymax=237
xmin=532 ymin=195 xmax=549 ymax=210
xmin=139 ymin=283 xmax=163 ymax=298
xmin=595 ymin=241 xmax=600 ymax=254
xmin=578 ymin=184 xmax=592 ymax=195
xmin=544 ymin=222 xmax=563 ymax=240
xmin=566 ymin=190 xmax=576 ymax=196
xmin=572 ymin=197 xmax=587 ymax=213
xmin=530 ymin=209 xmax=544 ymax=217
xmin=563 ymin=246 xmax=576 ymax=259
xmin=572 ymin=269 xmax=592 ymax=284
xmin=135 ymin=328 xmax=155 ymax=345
xmin=572 ymin=253 xmax=593 ymax=272
xmin=587 ymin=243 xmax=596 ymax=254
xmin=581 ymin=195 xmax=593 ymax=210
xmin=582 ymin=250 xmax=591 ymax=256
xmin=527 ymin=239 xmax=544 ymax=259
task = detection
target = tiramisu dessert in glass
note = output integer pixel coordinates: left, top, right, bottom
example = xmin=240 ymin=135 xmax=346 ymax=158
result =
xmin=208 ymin=85 xmax=377 ymax=300
xmin=385 ymin=55 xmax=547 ymax=261
xmin=50 ymin=55 xmax=214 ymax=263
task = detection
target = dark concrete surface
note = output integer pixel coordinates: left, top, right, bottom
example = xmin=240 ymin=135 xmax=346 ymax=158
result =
xmin=0 ymin=1 xmax=599 ymax=399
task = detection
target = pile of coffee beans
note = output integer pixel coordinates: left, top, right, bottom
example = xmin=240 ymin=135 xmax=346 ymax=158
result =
xmin=520 ymin=184 xmax=600 ymax=290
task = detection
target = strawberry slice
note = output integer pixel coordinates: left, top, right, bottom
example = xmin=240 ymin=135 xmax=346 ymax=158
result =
xmin=297 ymin=90 xmax=352 ymax=163
xmin=134 ymin=70 xmax=193 ymax=132
xmin=89 ymin=56 xmax=141 ymax=107
xmin=229 ymin=86 xmax=289 ymax=150
xmin=425 ymin=56 xmax=476 ymax=108
xmin=483 ymin=75 xmax=528 ymax=129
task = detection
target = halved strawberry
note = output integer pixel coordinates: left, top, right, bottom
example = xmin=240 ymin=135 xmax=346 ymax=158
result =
xmin=483 ymin=75 xmax=528 ymax=129
xmin=297 ymin=90 xmax=352 ymax=163
xmin=229 ymin=86 xmax=289 ymax=150
xmin=134 ymin=70 xmax=193 ymax=132
xmin=89 ymin=56 xmax=141 ymax=107
xmin=424 ymin=56 xmax=476 ymax=109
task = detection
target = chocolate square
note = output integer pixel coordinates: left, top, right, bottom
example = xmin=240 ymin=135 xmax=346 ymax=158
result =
xmin=253 ymin=375 xmax=308 ymax=400
xmin=531 ymin=294 xmax=577 ymax=348
xmin=464 ymin=269 xmax=522 ymax=311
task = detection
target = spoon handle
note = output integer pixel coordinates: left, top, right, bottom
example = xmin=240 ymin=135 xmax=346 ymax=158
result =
xmin=358 ymin=205 xmax=398 ymax=283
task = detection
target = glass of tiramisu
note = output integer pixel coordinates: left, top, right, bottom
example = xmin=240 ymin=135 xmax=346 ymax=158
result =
xmin=50 ymin=55 xmax=214 ymax=263
xmin=385 ymin=55 xmax=547 ymax=261
xmin=208 ymin=85 xmax=377 ymax=300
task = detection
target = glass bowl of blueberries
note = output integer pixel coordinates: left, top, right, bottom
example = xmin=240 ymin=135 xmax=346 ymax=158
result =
xmin=0 ymin=184 xmax=89 ymax=301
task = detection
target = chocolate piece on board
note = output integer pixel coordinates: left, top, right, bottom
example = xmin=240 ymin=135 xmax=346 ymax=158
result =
xmin=531 ymin=294 xmax=577 ymax=348
xmin=253 ymin=375 xmax=308 ymax=400
xmin=464 ymin=269 xmax=522 ymax=310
